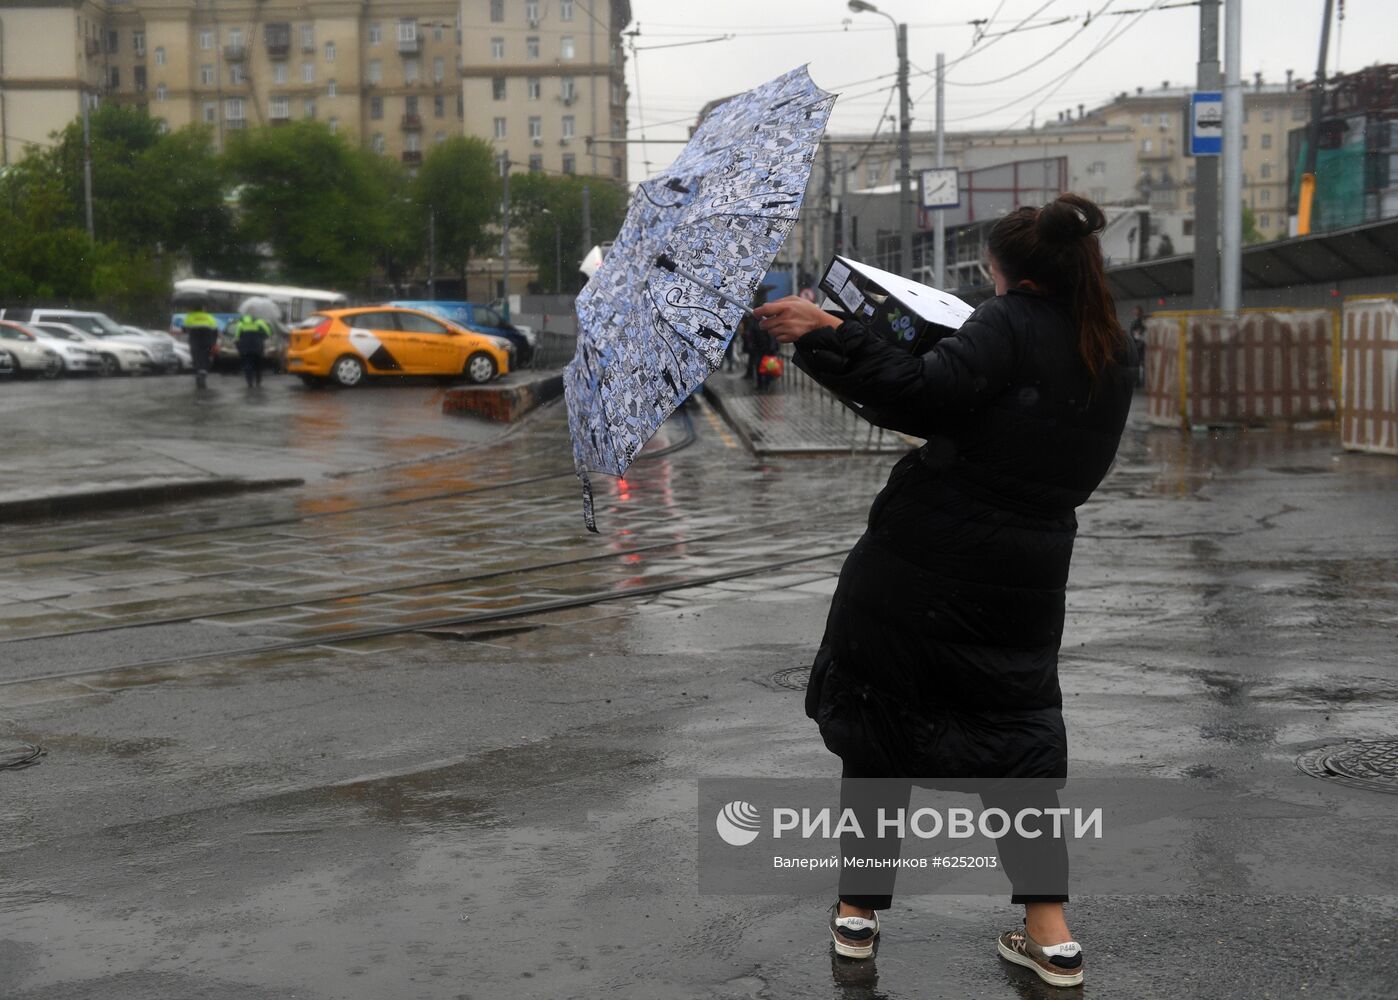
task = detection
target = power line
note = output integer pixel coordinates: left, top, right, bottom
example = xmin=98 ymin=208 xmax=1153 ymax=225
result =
xmin=946 ymin=1 xmax=1117 ymax=88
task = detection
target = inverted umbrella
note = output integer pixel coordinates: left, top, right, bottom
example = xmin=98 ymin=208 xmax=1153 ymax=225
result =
xmin=237 ymin=296 xmax=283 ymax=325
xmin=566 ymin=65 xmax=834 ymax=531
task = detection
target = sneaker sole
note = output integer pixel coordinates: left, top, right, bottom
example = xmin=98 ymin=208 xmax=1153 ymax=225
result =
xmin=997 ymin=939 xmax=1083 ymax=987
xmin=831 ymin=932 xmax=874 ymax=960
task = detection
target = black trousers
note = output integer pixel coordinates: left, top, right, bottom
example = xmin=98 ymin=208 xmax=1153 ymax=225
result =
xmin=187 ymin=329 xmax=218 ymax=373
xmin=837 ymin=758 xmax=1070 ymax=910
xmin=240 ymin=351 xmax=263 ymax=386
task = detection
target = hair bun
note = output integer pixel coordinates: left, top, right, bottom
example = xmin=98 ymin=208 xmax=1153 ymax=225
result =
xmin=1035 ymin=194 xmax=1105 ymax=244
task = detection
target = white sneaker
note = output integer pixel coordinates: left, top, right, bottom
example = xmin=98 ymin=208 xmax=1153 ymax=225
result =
xmin=828 ymin=903 xmax=880 ymax=959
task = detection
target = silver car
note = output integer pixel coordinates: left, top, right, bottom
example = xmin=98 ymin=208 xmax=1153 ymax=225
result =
xmin=0 ymin=321 xmax=63 ymax=378
xmin=33 ymin=322 xmax=154 ymax=375
xmin=0 ymin=348 xmax=14 ymax=377
xmin=23 ymin=323 xmax=107 ymax=375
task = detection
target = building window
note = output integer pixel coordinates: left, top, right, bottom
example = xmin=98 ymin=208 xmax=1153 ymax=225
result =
xmin=611 ymin=116 xmax=623 ymax=138
xmin=490 ymin=0 xmax=504 ymax=22
xmin=1158 ymin=112 xmax=1169 ymax=128
xmin=1262 ymin=107 xmax=1273 ymax=122
xmin=1241 ymin=133 xmax=1248 ymax=149
xmin=1259 ymin=213 xmax=1270 ymax=228
xmin=1183 ymin=218 xmax=1194 ymax=235
xmin=1260 ymin=161 xmax=1271 ymax=179
xmin=370 ymin=96 xmax=383 ymax=119
xmin=134 ymin=65 xmax=146 ymax=92
xmin=1141 ymin=137 xmax=1152 ymax=153
xmin=611 ymin=80 xmax=624 ymax=105
xmin=1261 ymin=188 xmax=1271 ymax=204
xmin=562 ymin=153 xmax=575 ymax=174
xmin=1243 ymin=108 xmax=1250 ymax=123
xmin=528 ymin=116 xmax=542 ymax=139
xmin=493 ymin=117 xmax=507 ymax=139
xmin=301 ymin=24 xmax=314 ymax=50
xmin=328 ymin=116 xmax=339 ymax=133
xmin=372 ymin=133 xmax=385 ymax=154
xmin=526 ymin=0 xmax=540 ymax=21
xmin=491 ymin=37 xmax=505 ymax=59
xmin=1140 ymin=112 xmax=1151 ymax=126
xmin=105 ymin=28 xmax=118 ymax=53
xmin=561 ymin=114 xmax=574 ymax=139
xmin=404 ymin=57 xmax=419 ymax=83
xmin=433 ymin=25 xmax=444 ymax=42
xmin=435 ymin=131 xmax=447 ymax=144
xmin=133 ymin=30 xmax=145 ymax=56
xmin=202 ymin=101 xmax=217 ymax=123
xmin=270 ymin=96 xmax=290 ymax=119
xmin=527 ymin=77 xmax=541 ymax=100
xmin=434 ymin=94 xmax=445 ymax=117
xmin=560 ymin=36 xmax=575 ymax=60
xmin=1187 ymin=190 xmax=1195 ymax=206
xmin=398 ymin=19 xmax=417 ymax=44
xmin=457 ymin=94 xmax=464 ymax=118
xmin=230 ymin=64 xmax=245 ymax=85
xmin=200 ymin=64 xmax=214 ymax=86
xmin=273 ymin=62 xmax=287 ymax=84
xmin=561 ymin=0 xmax=574 ymax=20
xmin=405 ymin=132 xmax=421 ymax=153
xmin=406 ymin=95 xmax=419 ymax=117
xmin=613 ymin=157 xmax=623 ymax=179
xmin=561 ymin=76 xmax=575 ymax=101
xmin=1261 ymin=132 xmax=1272 ymax=149
xmin=108 ymin=66 xmax=120 ymax=89
xmin=327 ymin=78 xmax=337 ymax=97
xmin=228 ymin=28 xmax=243 ymax=49
xmin=302 ymin=62 xmax=315 ymax=84
xmin=154 ymin=46 xmax=165 ymax=66
xmin=528 ymin=154 xmax=543 ymax=172
xmin=225 ymin=97 xmax=244 ymax=122
xmin=526 ymin=36 xmax=540 ymax=59
xmin=493 ymin=77 xmax=506 ymax=100
xmin=369 ymin=22 xmax=381 ymax=45
xmin=199 ymin=29 xmax=213 ymax=50
xmin=324 ymin=41 xmax=335 ymax=62
xmin=368 ymin=59 xmax=382 ymax=83
xmin=433 ymin=56 xmax=445 ymax=82
xmin=304 ymin=98 xmax=316 ymax=119
xmin=1291 ymin=105 xmax=1306 ymax=121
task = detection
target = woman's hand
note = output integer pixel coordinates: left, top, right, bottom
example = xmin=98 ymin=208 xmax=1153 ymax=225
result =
xmin=752 ymin=297 xmax=844 ymax=344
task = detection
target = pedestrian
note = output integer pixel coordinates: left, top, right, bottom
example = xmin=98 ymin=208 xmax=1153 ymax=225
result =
xmin=233 ymin=312 xmax=272 ymax=388
xmin=1129 ymin=306 xmax=1148 ymax=387
xmin=754 ymin=193 xmax=1135 ymax=988
xmin=181 ymin=308 xmax=220 ymax=389
xmin=749 ymin=319 xmax=779 ymax=392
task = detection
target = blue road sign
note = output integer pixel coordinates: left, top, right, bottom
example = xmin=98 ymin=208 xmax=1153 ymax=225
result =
xmin=1191 ymin=91 xmax=1223 ymax=156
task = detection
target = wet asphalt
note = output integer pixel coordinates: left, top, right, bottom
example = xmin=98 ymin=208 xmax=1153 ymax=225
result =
xmin=1 ymin=373 xmax=1396 ymax=999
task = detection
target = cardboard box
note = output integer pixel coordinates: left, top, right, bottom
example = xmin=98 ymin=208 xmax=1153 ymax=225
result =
xmin=818 ymin=255 xmax=973 ymax=356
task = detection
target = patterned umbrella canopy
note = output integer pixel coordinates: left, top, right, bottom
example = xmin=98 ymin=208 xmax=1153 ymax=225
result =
xmin=565 ymin=65 xmax=835 ymax=531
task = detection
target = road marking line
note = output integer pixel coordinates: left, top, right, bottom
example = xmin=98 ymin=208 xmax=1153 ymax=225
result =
xmin=696 ymin=394 xmax=739 ymax=449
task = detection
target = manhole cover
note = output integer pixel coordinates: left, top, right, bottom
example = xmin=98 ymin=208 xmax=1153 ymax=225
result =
xmin=1296 ymin=739 xmax=1398 ymax=794
xmin=769 ymin=667 xmax=809 ymax=691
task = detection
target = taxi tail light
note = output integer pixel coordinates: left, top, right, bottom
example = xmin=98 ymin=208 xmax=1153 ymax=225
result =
xmin=309 ymin=319 xmax=332 ymax=344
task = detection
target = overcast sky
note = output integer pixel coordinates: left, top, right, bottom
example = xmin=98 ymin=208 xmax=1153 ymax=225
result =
xmin=620 ymin=0 xmax=1394 ymax=179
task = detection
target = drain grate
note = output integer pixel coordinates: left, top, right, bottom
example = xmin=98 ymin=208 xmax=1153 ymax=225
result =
xmin=769 ymin=667 xmax=809 ymax=691
xmin=1296 ymin=739 xmax=1398 ymax=794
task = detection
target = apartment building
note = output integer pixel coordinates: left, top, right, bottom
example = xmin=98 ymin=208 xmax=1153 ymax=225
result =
xmin=458 ymin=0 xmax=629 ymax=181
xmin=0 ymin=0 xmax=629 ymax=178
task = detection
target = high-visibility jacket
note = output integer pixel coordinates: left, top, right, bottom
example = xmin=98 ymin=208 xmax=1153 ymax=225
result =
xmin=183 ymin=310 xmax=219 ymax=331
xmin=233 ymin=314 xmax=272 ymax=355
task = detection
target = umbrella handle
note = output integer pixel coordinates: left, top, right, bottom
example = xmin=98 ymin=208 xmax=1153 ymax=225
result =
xmin=654 ymin=254 xmax=756 ymax=319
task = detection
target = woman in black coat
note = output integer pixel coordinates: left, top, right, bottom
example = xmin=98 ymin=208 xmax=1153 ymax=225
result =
xmin=754 ymin=194 xmax=1134 ymax=987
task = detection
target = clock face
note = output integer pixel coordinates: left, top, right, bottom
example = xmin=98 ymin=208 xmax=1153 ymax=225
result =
xmin=920 ymin=168 xmax=960 ymax=209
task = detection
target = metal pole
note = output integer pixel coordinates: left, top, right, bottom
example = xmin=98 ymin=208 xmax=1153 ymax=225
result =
xmin=822 ymin=142 xmax=833 ymax=269
xmin=500 ymin=161 xmax=511 ymax=320
xmin=81 ymin=95 xmax=94 ymax=239
xmin=933 ymin=51 xmax=946 ymax=289
xmin=839 ymin=154 xmax=851 ymax=256
xmin=1297 ymin=0 xmax=1335 ymax=236
xmin=428 ymin=209 xmax=436 ymax=300
xmin=1220 ymin=0 xmax=1242 ymax=317
xmin=554 ymin=221 xmax=561 ymax=295
xmin=1194 ymin=0 xmax=1221 ymax=309
xmin=581 ymin=182 xmax=592 ymax=256
xmin=896 ymin=22 xmax=912 ymax=277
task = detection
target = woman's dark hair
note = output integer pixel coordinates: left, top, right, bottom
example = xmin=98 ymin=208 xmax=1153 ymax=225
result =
xmin=987 ymin=193 xmax=1124 ymax=380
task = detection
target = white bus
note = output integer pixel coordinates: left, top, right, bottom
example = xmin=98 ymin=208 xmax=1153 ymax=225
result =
xmin=172 ymin=278 xmax=348 ymax=324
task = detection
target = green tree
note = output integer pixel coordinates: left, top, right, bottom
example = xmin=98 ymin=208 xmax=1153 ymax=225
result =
xmin=508 ymin=172 xmax=628 ymax=294
xmin=1241 ymin=205 xmax=1266 ymax=245
xmin=413 ymin=136 xmax=500 ymax=289
xmin=224 ymin=121 xmax=400 ymax=289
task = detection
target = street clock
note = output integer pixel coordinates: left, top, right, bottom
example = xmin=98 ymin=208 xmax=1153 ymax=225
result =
xmin=919 ymin=167 xmax=960 ymax=209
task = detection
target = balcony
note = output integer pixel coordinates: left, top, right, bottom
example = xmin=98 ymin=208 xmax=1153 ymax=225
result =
xmin=397 ymin=36 xmax=422 ymax=55
xmin=401 ymin=149 xmax=422 ymax=164
xmin=224 ymin=44 xmax=245 ymax=61
xmin=266 ymin=40 xmax=290 ymax=57
xmin=401 ymin=114 xmax=422 ymax=130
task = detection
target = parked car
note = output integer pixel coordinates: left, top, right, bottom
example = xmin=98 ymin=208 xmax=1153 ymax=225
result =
xmin=286 ymin=306 xmax=511 ymax=387
xmin=0 ymin=348 xmax=13 ymax=377
xmin=124 ymin=326 xmax=191 ymax=372
xmin=387 ymin=301 xmax=534 ymax=366
xmin=0 ymin=308 xmax=180 ymax=372
xmin=21 ymin=323 xmax=107 ymax=375
xmin=32 ymin=322 xmax=156 ymax=374
xmin=0 ymin=321 xmax=63 ymax=378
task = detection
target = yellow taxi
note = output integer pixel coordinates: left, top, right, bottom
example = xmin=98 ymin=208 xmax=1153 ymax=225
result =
xmin=286 ymin=306 xmax=512 ymax=387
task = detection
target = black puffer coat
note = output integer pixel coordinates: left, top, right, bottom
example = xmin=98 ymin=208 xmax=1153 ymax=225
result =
xmin=795 ymin=289 xmax=1134 ymax=781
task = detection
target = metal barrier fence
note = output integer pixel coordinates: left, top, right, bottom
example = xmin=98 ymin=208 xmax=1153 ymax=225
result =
xmin=1144 ymin=309 xmax=1338 ymax=428
xmin=1340 ymin=297 xmax=1398 ymax=456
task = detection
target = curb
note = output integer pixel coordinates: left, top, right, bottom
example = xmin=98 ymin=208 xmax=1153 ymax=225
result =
xmin=442 ymin=371 xmax=564 ymax=423
xmin=698 ymin=382 xmax=758 ymax=455
xmin=0 ymin=477 xmax=305 ymax=524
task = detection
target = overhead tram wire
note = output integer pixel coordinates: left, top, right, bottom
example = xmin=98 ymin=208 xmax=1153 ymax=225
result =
xmin=945 ymin=1 xmax=1118 ymax=88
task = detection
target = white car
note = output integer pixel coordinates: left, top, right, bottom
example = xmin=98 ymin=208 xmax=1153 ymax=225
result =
xmin=22 ymin=323 xmax=107 ymax=375
xmin=33 ymin=322 xmax=155 ymax=375
xmin=124 ymin=326 xmax=190 ymax=372
xmin=0 ymin=321 xmax=63 ymax=378
xmin=0 ymin=308 xmax=179 ymax=372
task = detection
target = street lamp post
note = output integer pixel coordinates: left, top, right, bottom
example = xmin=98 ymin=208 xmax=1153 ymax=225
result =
xmin=541 ymin=207 xmax=562 ymax=295
xmin=849 ymin=1 xmax=912 ymax=278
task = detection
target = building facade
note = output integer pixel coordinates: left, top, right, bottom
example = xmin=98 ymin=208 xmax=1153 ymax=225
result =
xmin=0 ymin=0 xmax=629 ymax=179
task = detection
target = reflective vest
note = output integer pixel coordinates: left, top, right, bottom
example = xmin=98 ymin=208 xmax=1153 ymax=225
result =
xmin=233 ymin=315 xmax=272 ymax=353
xmin=183 ymin=310 xmax=218 ymax=331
